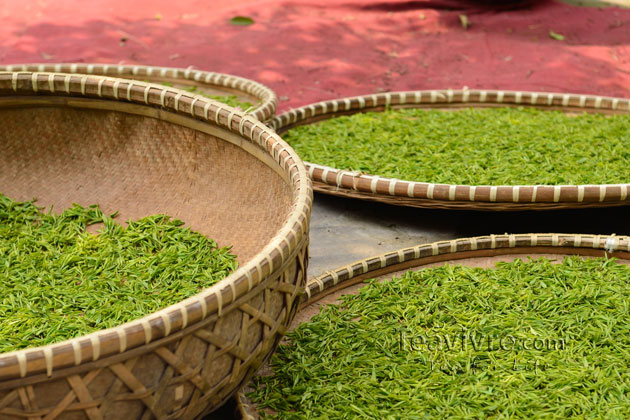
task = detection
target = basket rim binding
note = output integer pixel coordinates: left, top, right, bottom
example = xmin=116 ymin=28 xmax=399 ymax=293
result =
xmin=303 ymin=232 xmax=630 ymax=302
xmin=236 ymin=232 xmax=630 ymax=420
xmin=0 ymin=71 xmax=312 ymax=383
xmin=0 ymin=63 xmax=278 ymax=122
xmin=269 ymin=89 xmax=630 ymax=209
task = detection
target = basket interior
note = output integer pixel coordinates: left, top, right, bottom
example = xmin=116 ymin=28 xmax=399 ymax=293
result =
xmin=0 ymin=105 xmax=293 ymax=264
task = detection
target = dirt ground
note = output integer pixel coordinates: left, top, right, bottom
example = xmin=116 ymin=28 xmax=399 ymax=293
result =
xmin=1 ymin=0 xmax=629 ymax=112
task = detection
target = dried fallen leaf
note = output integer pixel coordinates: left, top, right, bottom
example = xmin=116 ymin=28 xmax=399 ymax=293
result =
xmin=459 ymin=14 xmax=470 ymax=30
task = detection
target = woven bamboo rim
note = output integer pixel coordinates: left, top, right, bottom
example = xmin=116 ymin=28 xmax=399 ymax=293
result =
xmin=0 ymin=63 xmax=277 ymax=121
xmin=236 ymin=232 xmax=630 ymax=419
xmin=269 ymin=89 xmax=630 ymax=211
xmin=0 ymin=71 xmax=312 ymax=416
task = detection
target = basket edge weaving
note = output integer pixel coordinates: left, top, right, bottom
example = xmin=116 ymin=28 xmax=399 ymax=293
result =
xmin=0 ymin=63 xmax=278 ymax=122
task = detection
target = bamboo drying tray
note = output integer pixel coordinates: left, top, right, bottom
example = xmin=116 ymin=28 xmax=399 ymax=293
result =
xmin=237 ymin=233 xmax=630 ymax=419
xmin=0 ymin=71 xmax=312 ymax=419
xmin=0 ymin=63 xmax=277 ymax=121
xmin=269 ymin=89 xmax=630 ymax=211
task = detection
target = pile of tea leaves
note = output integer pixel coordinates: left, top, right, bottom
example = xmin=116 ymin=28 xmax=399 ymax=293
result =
xmin=283 ymin=107 xmax=630 ymax=185
xmin=249 ymin=257 xmax=630 ymax=419
xmin=160 ymin=82 xmax=254 ymax=111
xmin=0 ymin=193 xmax=237 ymax=352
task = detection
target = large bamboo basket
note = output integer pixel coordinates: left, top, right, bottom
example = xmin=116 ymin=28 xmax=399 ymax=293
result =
xmin=0 ymin=63 xmax=277 ymax=122
xmin=237 ymin=232 xmax=630 ymax=419
xmin=0 ymin=71 xmax=312 ymax=419
xmin=269 ymin=89 xmax=630 ymax=211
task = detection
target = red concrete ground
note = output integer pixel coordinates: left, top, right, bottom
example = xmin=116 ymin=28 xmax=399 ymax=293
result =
xmin=1 ymin=0 xmax=629 ymax=111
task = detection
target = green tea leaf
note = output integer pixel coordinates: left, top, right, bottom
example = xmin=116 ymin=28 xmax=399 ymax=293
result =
xmin=0 ymin=193 xmax=237 ymax=352
xmin=160 ymin=82 xmax=254 ymax=110
xmin=230 ymin=16 xmax=255 ymax=26
xmin=249 ymin=257 xmax=630 ymax=418
xmin=283 ymin=107 xmax=630 ymax=185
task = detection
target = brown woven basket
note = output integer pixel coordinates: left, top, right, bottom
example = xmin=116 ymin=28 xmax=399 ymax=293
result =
xmin=236 ymin=232 xmax=630 ymax=419
xmin=0 ymin=63 xmax=277 ymax=121
xmin=0 ymin=71 xmax=312 ymax=419
xmin=269 ymin=89 xmax=630 ymax=211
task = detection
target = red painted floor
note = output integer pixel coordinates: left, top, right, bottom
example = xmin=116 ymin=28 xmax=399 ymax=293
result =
xmin=1 ymin=0 xmax=629 ymax=111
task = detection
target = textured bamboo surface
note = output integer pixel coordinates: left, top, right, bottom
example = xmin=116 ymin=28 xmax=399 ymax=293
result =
xmin=0 ymin=63 xmax=278 ymax=122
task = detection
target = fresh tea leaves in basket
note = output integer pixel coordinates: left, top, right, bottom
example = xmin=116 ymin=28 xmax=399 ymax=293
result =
xmin=158 ymin=81 xmax=254 ymax=111
xmin=0 ymin=193 xmax=237 ymax=352
xmin=283 ymin=107 xmax=630 ymax=186
xmin=249 ymin=257 xmax=630 ymax=419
